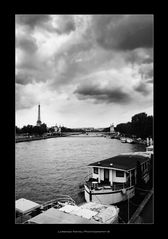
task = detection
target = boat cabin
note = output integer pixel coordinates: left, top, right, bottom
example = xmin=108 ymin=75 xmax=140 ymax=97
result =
xmin=84 ymin=152 xmax=151 ymax=204
xmin=87 ymin=152 xmax=150 ymax=189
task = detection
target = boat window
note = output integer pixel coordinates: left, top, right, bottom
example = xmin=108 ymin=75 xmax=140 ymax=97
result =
xmin=116 ymin=170 xmax=124 ymax=177
xmin=93 ymin=167 xmax=98 ymax=174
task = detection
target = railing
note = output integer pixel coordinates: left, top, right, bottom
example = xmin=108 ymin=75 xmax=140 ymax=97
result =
xmin=37 ymin=195 xmax=76 ymax=210
xmin=79 ymin=173 xmax=93 ymax=189
xmin=112 ymin=184 xmax=128 ymax=191
xmin=84 ymin=173 xmax=93 ymax=181
xmin=85 ymin=179 xmax=130 ymax=192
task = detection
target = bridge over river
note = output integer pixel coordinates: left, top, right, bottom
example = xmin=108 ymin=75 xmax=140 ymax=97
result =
xmin=62 ymin=132 xmax=110 ymax=137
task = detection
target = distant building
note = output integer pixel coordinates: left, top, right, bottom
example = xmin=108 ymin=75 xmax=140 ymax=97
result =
xmin=110 ymin=123 xmax=115 ymax=133
xmin=58 ymin=125 xmax=62 ymax=133
xmin=36 ymin=104 xmax=42 ymax=126
xmin=83 ymin=128 xmax=94 ymax=132
xmin=53 ymin=125 xmax=59 ymax=132
xmin=95 ymin=128 xmax=104 ymax=132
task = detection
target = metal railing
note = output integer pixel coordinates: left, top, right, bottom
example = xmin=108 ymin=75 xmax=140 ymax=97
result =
xmin=38 ymin=195 xmax=76 ymax=209
xmin=79 ymin=173 xmax=93 ymax=189
xmin=85 ymin=179 xmax=131 ymax=192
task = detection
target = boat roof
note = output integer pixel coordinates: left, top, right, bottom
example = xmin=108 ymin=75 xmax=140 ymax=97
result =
xmin=147 ymin=145 xmax=153 ymax=149
xmin=28 ymin=202 xmax=119 ymax=224
xmin=15 ymin=198 xmax=41 ymax=214
xmin=88 ymin=152 xmax=150 ymax=171
xmin=79 ymin=202 xmax=119 ymax=223
xmin=28 ymin=207 xmax=99 ymax=224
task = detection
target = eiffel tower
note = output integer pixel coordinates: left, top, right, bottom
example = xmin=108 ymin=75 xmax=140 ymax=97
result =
xmin=36 ymin=104 xmax=42 ymax=126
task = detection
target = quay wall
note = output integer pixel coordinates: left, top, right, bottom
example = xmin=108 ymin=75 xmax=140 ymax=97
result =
xmin=128 ymin=189 xmax=153 ymax=223
xmin=15 ymin=135 xmax=60 ymax=143
xmin=15 ymin=132 xmax=84 ymax=143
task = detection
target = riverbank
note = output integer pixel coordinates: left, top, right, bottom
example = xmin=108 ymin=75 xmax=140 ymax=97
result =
xmin=16 ymin=132 xmax=149 ymax=145
xmin=15 ymin=132 xmax=86 ymax=143
xmin=128 ymin=189 xmax=153 ymax=223
xmin=15 ymin=135 xmax=61 ymax=143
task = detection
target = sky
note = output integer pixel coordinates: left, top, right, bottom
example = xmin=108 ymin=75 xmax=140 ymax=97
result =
xmin=15 ymin=14 xmax=153 ymax=128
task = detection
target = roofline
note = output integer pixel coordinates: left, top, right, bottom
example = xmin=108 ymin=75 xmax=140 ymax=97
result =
xmin=88 ymin=165 xmax=128 ymax=172
xmin=88 ymin=158 xmax=150 ymax=172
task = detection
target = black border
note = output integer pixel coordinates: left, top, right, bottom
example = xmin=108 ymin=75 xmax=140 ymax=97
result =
xmin=7 ymin=7 xmax=159 ymax=236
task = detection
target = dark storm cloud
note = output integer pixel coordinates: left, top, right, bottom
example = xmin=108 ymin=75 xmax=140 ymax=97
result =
xmin=146 ymin=78 xmax=153 ymax=84
xmin=16 ymin=14 xmax=51 ymax=30
xmin=74 ymin=84 xmax=131 ymax=104
xmin=145 ymin=68 xmax=153 ymax=80
xmin=15 ymin=15 xmax=153 ymax=113
xmin=92 ymin=15 xmax=153 ymax=51
xmin=54 ymin=15 xmax=76 ymax=35
xmin=126 ymin=48 xmax=153 ymax=66
xmin=16 ymin=15 xmax=76 ymax=35
xmin=139 ymin=63 xmax=153 ymax=82
xmin=15 ymin=74 xmax=25 ymax=85
xmin=16 ymin=35 xmax=38 ymax=53
xmin=15 ymin=73 xmax=34 ymax=85
xmin=142 ymin=56 xmax=153 ymax=64
xmin=134 ymin=82 xmax=150 ymax=96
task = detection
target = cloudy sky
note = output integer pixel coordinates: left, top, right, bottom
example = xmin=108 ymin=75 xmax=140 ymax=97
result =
xmin=15 ymin=14 xmax=153 ymax=128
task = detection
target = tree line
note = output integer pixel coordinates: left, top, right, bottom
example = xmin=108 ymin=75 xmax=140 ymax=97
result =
xmin=16 ymin=112 xmax=153 ymax=138
xmin=15 ymin=124 xmax=85 ymax=136
xmin=115 ymin=112 xmax=153 ymax=139
xmin=16 ymin=124 xmax=48 ymax=136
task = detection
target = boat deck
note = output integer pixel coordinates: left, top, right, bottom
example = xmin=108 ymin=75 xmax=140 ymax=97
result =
xmin=85 ymin=180 xmax=129 ymax=191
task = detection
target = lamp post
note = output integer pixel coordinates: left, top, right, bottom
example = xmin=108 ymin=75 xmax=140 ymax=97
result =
xmin=128 ymin=191 xmax=129 ymax=223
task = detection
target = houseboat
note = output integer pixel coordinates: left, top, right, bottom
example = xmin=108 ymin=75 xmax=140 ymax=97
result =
xmin=84 ymin=152 xmax=151 ymax=205
xmin=15 ymin=195 xmax=119 ymax=224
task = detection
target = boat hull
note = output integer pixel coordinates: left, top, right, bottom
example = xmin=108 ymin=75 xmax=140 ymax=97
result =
xmin=84 ymin=185 xmax=135 ymax=205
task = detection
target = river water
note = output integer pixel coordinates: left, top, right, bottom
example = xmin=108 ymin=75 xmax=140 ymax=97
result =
xmin=15 ymin=136 xmax=145 ymax=204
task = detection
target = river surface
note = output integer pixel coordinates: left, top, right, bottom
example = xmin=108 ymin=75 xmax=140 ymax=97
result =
xmin=15 ymin=136 xmax=145 ymax=204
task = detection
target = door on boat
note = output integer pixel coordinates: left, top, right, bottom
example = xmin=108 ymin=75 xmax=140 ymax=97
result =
xmin=104 ymin=169 xmax=109 ymax=182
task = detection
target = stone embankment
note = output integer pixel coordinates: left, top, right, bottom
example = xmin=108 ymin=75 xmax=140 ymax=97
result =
xmin=15 ymin=135 xmax=60 ymax=143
